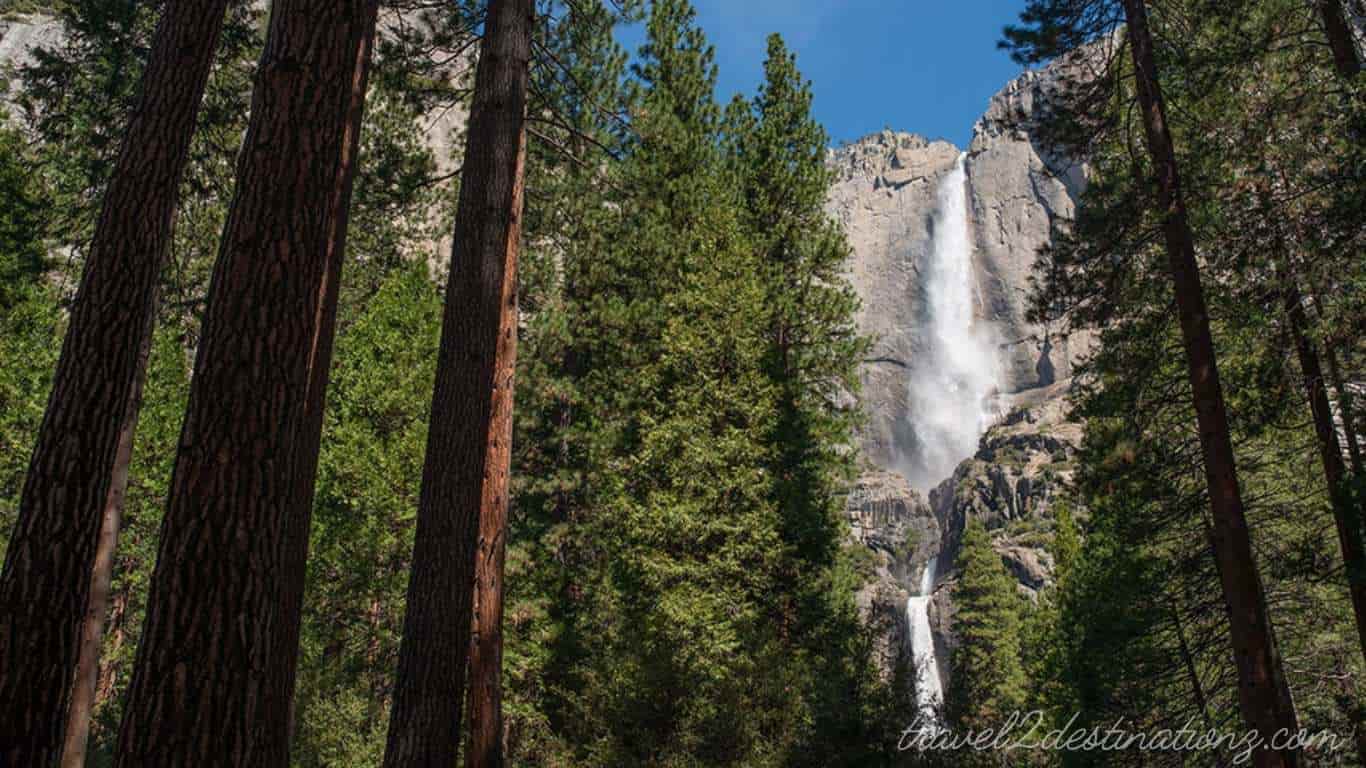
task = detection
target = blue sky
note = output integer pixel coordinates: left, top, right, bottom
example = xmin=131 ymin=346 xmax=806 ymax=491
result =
xmin=617 ymin=0 xmax=1033 ymax=149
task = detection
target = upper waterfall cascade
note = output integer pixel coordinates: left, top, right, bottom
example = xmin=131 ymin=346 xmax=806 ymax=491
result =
xmin=904 ymin=152 xmax=1002 ymax=490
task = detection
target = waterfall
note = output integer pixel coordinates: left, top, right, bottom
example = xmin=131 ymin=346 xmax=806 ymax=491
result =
xmin=904 ymin=152 xmax=1001 ymax=490
xmin=907 ymin=557 xmax=942 ymax=716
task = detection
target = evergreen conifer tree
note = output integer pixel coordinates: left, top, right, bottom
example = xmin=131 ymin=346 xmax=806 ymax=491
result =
xmin=949 ymin=520 xmax=1027 ymax=735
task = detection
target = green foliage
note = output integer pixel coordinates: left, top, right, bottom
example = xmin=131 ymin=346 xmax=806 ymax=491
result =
xmin=294 ymin=262 xmax=442 ymax=768
xmin=998 ymin=1 xmax=1366 ymax=764
xmin=3 ymin=2 xmax=890 ymax=765
xmin=0 ymin=0 xmax=59 ymax=17
xmin=0 ymin=119 xmax=55 ymax=546
xmin=0 ymin=2 xmax=449 ymax=762
xmin=0 ymin=121 xmax=47 ymax=309
xmin=504 ymin=3 xmax=890 ymax=765
xmin=85 ymin=319 xmax=192 ymax=766
xmin=948 ymin=520 xmax=1027 ymax=736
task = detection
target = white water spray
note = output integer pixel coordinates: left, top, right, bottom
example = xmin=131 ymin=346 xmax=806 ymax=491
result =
xmin=905 ymin=153 xmax=1001 ymax=489
xmin=907 ymin=557 xmax=942 ymax=716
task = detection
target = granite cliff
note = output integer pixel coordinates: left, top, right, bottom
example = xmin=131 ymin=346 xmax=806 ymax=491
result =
xmin=836 ymin=54 xmax=1094 ymax=685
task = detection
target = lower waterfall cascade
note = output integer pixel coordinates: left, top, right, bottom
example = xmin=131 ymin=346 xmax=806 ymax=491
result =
xmin=907 ymin=556 xmax=942 ymax=717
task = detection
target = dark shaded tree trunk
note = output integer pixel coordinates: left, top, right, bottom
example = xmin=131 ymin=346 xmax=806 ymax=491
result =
xmin=1282 ymin=275 xmax=1366 ymax=661
xmin=1319 ymin=0 xmax=1363 ymax=77
xmin=113 ymin=1 xmax=381 ymax=765
xmin=0 ymin=3 xmax=230 ymax=764
xmin=382 ymin=0 xmax=533 ymax=765
xmin=262 ymin=3 xmax=379 ymax=764
xmin=1324 ymin=344 xmax=1364 ymax=475
xmin=1120 ymin=2 xmax=1301 ymax=766
xmin=60 ymin=328 xmax=154 ymax=768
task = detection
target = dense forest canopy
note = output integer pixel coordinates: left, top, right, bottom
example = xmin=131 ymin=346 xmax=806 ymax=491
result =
xmin=0 ymin=0 xmax=1362 ymax=766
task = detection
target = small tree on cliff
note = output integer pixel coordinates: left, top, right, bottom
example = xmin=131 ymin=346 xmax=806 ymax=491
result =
xmin=949 ymin=520 xmax=1027 ymax=734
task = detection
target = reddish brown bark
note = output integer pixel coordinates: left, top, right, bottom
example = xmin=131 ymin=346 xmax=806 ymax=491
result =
xmin=113 ymin=1 xmax=380 ymax=765
xmin=263 ymin=4 xmax=379 ymax=763
xmin=0 ymin=3 xmax=230 ymax=765
xmin=382 ymin=0 xmax=533 ymax=765
xmin=465 ymin=125 xmax=526 ymax=768
xmin=1120 ymin=2 xmax=1300 ymax=766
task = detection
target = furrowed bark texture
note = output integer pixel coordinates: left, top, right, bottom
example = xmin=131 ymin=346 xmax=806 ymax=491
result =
xmin=1121 ymin=2 xmax=1301 ymax=766
xmin=382 ymin=0 xmax=533 ymax=765
xmin=0 ymin=2 xmax=230 ymax=764
xmin=60 ymin=326 xmax=155 ymax=768
xmin=113 ymin=2 xmax=380 ymax=765
xmin=465 ymin=124 xmax=526 ymax=768
xmin=262 ymin=3 xmax=380 ymax=763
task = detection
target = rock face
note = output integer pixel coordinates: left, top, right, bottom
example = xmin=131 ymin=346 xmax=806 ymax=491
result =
xmin=0 ymin=14 xmax=63 ymax=102
xmin=847 ymin=471 xmax=938 ymax=586
xmin=930 ymin=381 xmax=1081 ymax=590
xmin=827 ymin=132 xmax=963 ymax=474
xmin=829 ymin=72 xmax=1092 ymax=482
xmin=968 ymin=73 xmax=1092 ymax=396
xmin=845 ymin=470 xmax=936 ymax=680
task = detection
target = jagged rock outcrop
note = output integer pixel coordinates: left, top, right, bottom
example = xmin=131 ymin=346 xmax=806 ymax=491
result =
xmin=846 ymin=470 xmax=937 ymax=581
xmin=930 ymin=382 xmax=1080 ymax=583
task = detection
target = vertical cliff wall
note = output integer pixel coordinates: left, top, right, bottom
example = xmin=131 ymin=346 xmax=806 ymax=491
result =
xmin=836 ymin=59 xmax=1095 ymax=686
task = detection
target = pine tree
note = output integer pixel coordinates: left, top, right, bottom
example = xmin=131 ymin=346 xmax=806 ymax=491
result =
xmin=949 ymin=520 xmax=1027 ymax=736
xmin=1006 ymin=3 xmax=1306 ymax=762
xmin=0 ymin=119 xmax=56 ymax=528
xmin=265 ymin=7 xmax=381 ymax=762
xmin=0 ymin=2 xmax=231 ymax=762
xmin=294 ymin=262 xmax=442 ymax=768
xmin=728 ymin=32 xmax=864 ymax=580
xmin=383 ymin=0 xmax=534 ymax=765
xmin=115 ymin=1 xmax=382 ymax=763
xmin=725 ymin=34 xmax=883 ymax=763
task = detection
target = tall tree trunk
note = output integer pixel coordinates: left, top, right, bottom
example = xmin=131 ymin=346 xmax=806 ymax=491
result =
xmin=1324 ymin=344 xmax=1365 ymax=475
xmin=1120 ymin=2 xmax=1301 ymax=766
xmin=60 ymin=327 xmax=155 ymax=768
xmin=382 ymin=0 xmax=532 ymax=765
xmin=1282 ymin=273 xmax=1366 ymax=662
xmin=466 ymin=432 xmax=515 ymax=768
xmin=0 ymin=3 xmax=229 ymax=764
xmin=1302 ymin=277 xmax=1365 ymax=474
xmin=1319 ymin=0 xmax=1363 ymax=77
xmin=262 ymin=5 xmax=379 ymax=763
xmin=1170 ymin=600 xmax=1226 ymax=767
xmin=113 ymin=1 xmax=380 ymax=765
